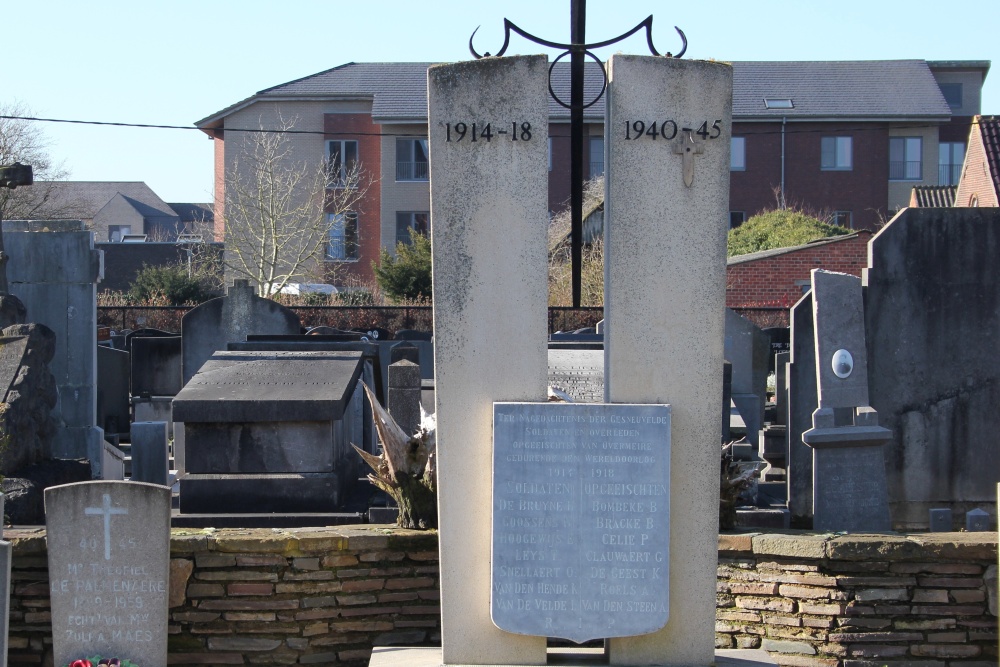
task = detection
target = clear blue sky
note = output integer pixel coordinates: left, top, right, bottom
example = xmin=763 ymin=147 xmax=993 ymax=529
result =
xmin=5 ymin=0 xmax=998 ymax=203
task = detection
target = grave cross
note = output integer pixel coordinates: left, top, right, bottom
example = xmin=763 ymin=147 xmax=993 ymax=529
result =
xmin=84 ymin=493 xmax=128 ymax=560
xmin=673 ymin=132 xmax=705 ymax=188
xmin=470 ymin=0 xmax=686 ymax=307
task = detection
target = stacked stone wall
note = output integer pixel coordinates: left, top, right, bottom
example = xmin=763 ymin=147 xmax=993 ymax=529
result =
xmin=4 ymin=527 xmax=995 ymax=666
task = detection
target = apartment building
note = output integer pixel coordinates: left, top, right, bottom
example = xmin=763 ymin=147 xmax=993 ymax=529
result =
xmin=197 ymin=59 xmax=989 ymax=285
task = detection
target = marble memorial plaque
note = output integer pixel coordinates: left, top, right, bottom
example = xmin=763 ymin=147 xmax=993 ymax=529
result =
xmin=492 ymin=402 xmax=670 ymax=642
xmin=547 ymin=349 xmax=604 ymax=403
xmin=45 ymin=481 xmax=170 ymax=667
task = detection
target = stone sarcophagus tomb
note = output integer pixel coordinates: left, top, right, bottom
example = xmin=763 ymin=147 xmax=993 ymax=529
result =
xmin=173 ymin=350 xmax=365 ymax=513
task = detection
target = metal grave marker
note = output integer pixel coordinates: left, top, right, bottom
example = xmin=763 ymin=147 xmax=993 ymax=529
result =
xmin=491 ymin=402 xmax=670 ymax=642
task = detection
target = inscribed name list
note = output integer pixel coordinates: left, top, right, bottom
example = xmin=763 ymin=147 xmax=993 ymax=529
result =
xmin=45 ymin=481 xmax=170 ymax=667
xmin=491 ymin=402 xmax=670 ymax=643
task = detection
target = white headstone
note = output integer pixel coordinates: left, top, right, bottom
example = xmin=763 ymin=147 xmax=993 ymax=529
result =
xmin=604 ymin=55 xmax=732 ymax=664
xmin=45 ymin=481 xmax=171 ymax=667
xmin=429 ymin=55 xmax=550 ymax=665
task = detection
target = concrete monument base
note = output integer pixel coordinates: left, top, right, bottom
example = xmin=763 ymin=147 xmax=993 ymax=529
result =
xmin=367 ymin=646 xmax=777 ymax=667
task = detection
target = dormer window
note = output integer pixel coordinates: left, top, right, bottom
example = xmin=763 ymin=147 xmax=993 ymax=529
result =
xmin=764 ymin=98 xmax=794 ymax=110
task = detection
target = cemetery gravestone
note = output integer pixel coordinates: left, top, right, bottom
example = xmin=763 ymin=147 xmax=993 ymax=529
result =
xmin=547 ymin=348 xmax=604 ymax=403
xmin=491 ymin=402 xmax=670 ymax=642
xmin=787 ymin=292 xmax=817 ymax=522
xmin=802 ymin=270 xmax=891 ymax=532
xmin=180 ymin=279 xmax=300 ymax=385
xmin=866 ymin=208 xmax=1000 ymax=528
xmin=45 ymin=481 xmax=170 ymax=667
xmin=3 ymin=220 xmax=104 ymax=470
xmin=131 ymin=421 xmax=169 ymax=486
xmin=97 ymin=345 xmax=130 ymax=436
xmin=724 ymin=309 xmax=769 ymax=441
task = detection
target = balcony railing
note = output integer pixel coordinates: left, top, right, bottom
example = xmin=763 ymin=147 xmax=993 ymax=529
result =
xmin=889 ymin=160 xmax=922 ymax=180
xmin=589 ymin=161 xmax=604 ymax=178
xmin=938 ymin=164 xmax=962 ymax=186
xmin=396 ymin=161 xmax=429 ymax=181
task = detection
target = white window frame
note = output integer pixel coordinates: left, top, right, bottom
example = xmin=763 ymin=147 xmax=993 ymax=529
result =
xmin=327 ymin=140 xmax=359 ymax=187
xmin=395 ymin=138 xmax=429 ymax=182
xmin=731 ymin=137 xmax=746 ymax=171
xmin=326 ymin=211 xmax=359 ymax=261
xmin=821 ymin=136 xmax=852 ymax=171
xmin=830 ymin=210 xmax=853 ymax=229
xmin=889 ymin=137 xmax=923 ymax=181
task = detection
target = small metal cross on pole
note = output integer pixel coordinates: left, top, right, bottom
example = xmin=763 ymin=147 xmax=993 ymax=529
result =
xmin=471 ymin=1 xmax=686 ymax=307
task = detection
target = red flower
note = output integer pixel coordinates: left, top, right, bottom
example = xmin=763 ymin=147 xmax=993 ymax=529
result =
xmin=69 ymin=661 xmax=92 ymax=667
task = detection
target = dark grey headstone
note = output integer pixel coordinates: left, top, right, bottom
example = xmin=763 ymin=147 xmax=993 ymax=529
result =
xmin=866 ymin=208 xmax=1000 ymax=529
xmin=181 ymin=280 xmax=300 ymax=385
xmin=724 ymin=309 xmax=769 ymax=439
xmin=131 ymin=421 xmax=169 ymax=486
xmin=45 ymin=481 xmax=170 ymax=667
xmin=97 ymin=346 xmax=130 ymax=435
xmin=390 ymin=341 xmax=419 ymax=365
xmin=547 ymin=349 xmax=604 ymax=403
xmin=130 ymin=336 xmax=182 ymax=397
xmin=491 ymin=402 xmax=670 ymax=643
xmin=787 ymin=293 xmax=816 ymax=522
xmin=803 ymin=270 xmax=891 ymax=533
xmin=388 ymin=360 xmax=422 ymax=438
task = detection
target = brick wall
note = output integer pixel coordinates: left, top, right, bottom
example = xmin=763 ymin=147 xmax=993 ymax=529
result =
xmin=717 ymin=532 xmax=998 ymax=666
xmin=325 ymin=113 xmax=383 ymax=284
xmin=6 ymin=527 xmax=995 ymax=666
xmin=726 ymin=232 xmax=872 ymax=309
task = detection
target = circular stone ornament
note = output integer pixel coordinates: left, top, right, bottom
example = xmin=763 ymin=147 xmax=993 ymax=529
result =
xmin=832 ymin=349 xmax=854 ymax=378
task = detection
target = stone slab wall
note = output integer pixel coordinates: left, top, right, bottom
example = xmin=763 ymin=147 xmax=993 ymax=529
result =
xmin=717 ymin=532 xmax=998 ymax=666
xmin=3 ymin=528 xmax=995 ymax=666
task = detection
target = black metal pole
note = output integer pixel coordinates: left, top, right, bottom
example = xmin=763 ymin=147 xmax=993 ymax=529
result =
xmin=570 ymin=0 xmax=585 ymax=308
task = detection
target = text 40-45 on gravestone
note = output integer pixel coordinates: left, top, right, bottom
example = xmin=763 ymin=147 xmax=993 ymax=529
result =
xmin=491 ymin=402 xmax=670 ymax=643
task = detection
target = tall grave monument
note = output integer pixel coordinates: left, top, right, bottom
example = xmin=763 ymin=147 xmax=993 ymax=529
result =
xmin=408 ymin=50 xmax=740 ymax=667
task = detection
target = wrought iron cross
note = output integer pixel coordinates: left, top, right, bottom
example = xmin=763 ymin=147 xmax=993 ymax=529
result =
xmin=471 ymin=0 xmax=686 ymax=307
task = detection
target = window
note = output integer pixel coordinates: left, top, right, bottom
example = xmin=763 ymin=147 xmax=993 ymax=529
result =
xmin=889 ymin=137 xmax=922 ymax=180
xmin=327 ymin=140 xmax=359 ymax=186
xmin=109 ymin=225 xmax=131 ymax=242
xmin=589 ymin=136 xmax=604 ymax=177
xmin=938 ymin=142 xmax=965 ymax=185
xmin=764 ymin=98 xmax=793 ymax=109
xmin=731 ymin=137 xmax=746 ymax=171
xmin=326 ymin=212 xmax=359 ymax=260
xmin=729 ymin=211 xmax=745 ymax=229
xmin=830 ymin=211 xmax=852 ymax=228
xmin=548 ymin=137 xmax=552 ymax=172
xmin=821 ymin=137 xmax=852 ymax=170
xmin=396 ymin=138 xmax=428 ymax=181
xmin=939 ymin=83 xmax=963 ymax=109
xmin=396 ymin=212 xmax=429 ymax=246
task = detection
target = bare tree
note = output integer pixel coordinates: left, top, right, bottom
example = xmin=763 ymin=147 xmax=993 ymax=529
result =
xmin=0 ymin=101 xmax=82 ymax=221
xmin=221 ymin=116 xmax=370 ymax=297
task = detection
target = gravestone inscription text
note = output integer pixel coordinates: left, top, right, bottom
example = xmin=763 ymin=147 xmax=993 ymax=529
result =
xmin=491 ymin=402 xmax=670 ymax=642
xmin=46 ymin=481 xmax=170 ymax=667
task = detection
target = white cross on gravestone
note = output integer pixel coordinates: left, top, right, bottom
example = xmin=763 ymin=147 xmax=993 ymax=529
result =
xmin=84 ymin=493 xmax=128 ymax=560
xmin=672 ymin=131 xmax=705 ymax=187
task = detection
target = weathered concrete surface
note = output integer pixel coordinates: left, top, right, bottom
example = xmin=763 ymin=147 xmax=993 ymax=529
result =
xmin=865 ymin=207 xmax=1000 ymax=529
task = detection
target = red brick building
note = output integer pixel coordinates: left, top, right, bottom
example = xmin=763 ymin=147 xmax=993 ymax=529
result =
xmin=197 ymin=59 xmax=988 ymax=289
